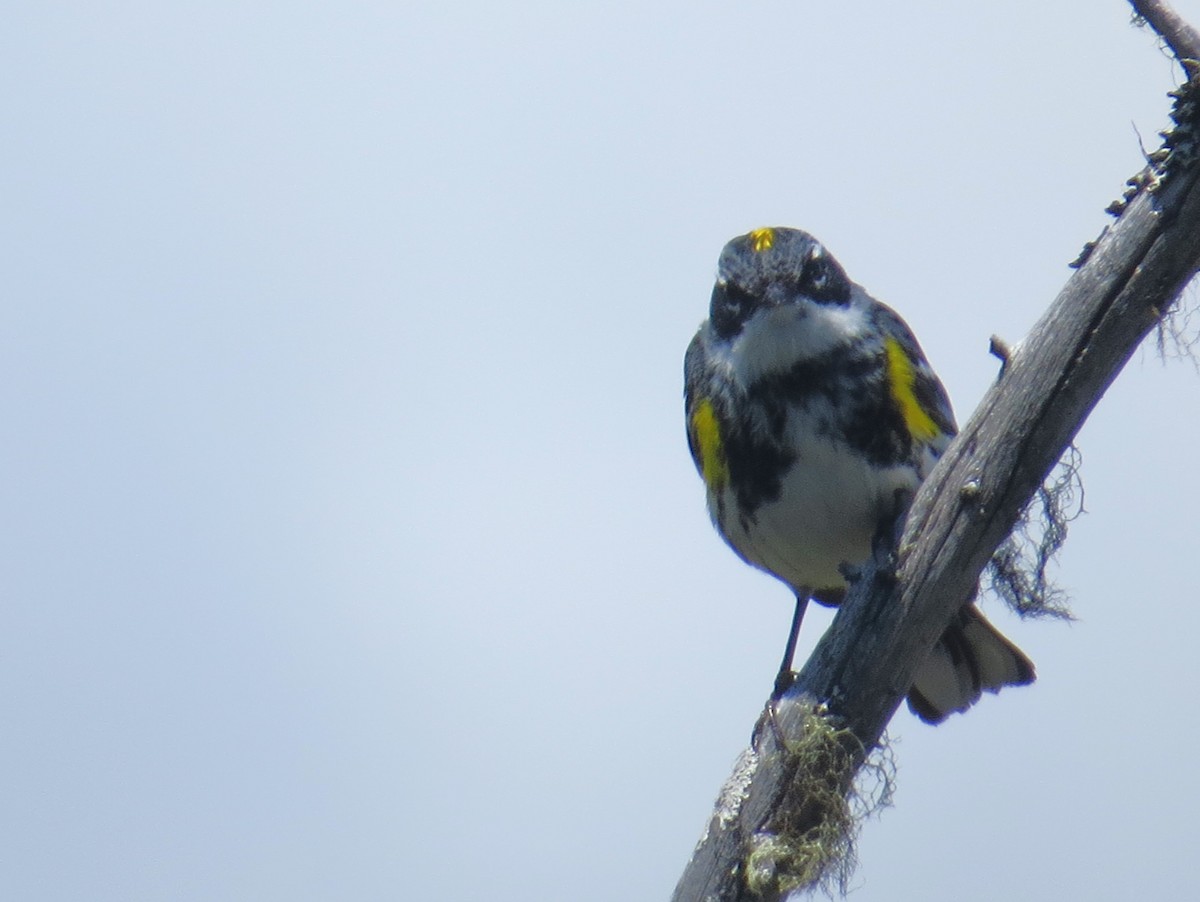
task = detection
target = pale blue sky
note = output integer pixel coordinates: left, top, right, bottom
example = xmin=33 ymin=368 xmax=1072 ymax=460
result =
xmin=4 ymin=2 xmax=1199 ymax=900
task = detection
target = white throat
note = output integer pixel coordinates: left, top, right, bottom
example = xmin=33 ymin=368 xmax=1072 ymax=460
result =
xmin=725 ymin=297 xmax=869 ymax=385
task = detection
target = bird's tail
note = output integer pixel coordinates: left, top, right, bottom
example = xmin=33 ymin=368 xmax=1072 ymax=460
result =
xmin=906 ymin=604 xmax=1035 ymax=724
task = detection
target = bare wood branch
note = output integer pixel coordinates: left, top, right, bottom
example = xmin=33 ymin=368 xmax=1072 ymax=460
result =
xmin=673 ymin=5 xmax=1200 ymax=900
xmin=1132 ymin=0 xmax=1200 ymax=62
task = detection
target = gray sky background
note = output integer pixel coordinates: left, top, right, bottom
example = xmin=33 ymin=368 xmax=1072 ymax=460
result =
xmin=4 ymin=2 xmax=1199 ymax=900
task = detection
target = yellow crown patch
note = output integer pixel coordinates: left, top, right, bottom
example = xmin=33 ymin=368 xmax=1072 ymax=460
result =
xmin=748 ymin=227 xmax=775 ymax=253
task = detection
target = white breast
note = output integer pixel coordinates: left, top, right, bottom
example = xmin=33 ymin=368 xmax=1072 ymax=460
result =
xmin=717 ymin=428 xmax=921 ymax=593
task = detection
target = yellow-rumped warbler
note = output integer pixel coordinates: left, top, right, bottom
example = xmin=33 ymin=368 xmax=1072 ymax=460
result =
xmin=685 ymin=227 xmax=1033 ymax=723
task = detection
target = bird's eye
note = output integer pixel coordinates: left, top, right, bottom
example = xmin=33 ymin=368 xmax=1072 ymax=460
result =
xmin=710 ymin=281 xmax=759 ymax=339
xmin=797 ymin=254 xmax=851 ymax=305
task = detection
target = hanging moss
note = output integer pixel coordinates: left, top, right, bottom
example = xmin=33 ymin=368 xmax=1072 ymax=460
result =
xmin=742 ymin=704 xmax=894 ymax=898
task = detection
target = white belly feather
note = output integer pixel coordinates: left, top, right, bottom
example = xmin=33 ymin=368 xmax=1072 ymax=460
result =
xmin=716 ymin=432 xmax=921 ymax=593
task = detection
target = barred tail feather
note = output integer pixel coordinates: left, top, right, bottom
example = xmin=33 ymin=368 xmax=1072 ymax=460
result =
xmin=906 ymin=605 xmax=1035 ymax=724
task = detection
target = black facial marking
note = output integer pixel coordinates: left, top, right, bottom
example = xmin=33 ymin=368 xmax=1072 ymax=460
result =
xmin=709 ymin=280 xmax=760 ymax=340
xmin=791 ymin=249 xmax=851 ymax=306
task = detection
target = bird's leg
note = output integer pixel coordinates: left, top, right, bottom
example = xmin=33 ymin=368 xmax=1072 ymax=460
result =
xmin=752 ymin=593 xmax=813 ymax=750
xmin=772 ymin=593 xmax=809 ymax=699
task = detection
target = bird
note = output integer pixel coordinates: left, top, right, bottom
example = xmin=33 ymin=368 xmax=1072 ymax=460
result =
xmin=684 ymin=226 xmax=1034 ymax=723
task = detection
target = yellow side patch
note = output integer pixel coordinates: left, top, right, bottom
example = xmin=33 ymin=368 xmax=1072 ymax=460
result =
xmin=883 ymin=336 xmax=940 ymax=443
xmin=748 ymin=227 xmax=775 ymax=253
xmin=691 ymin=399 xmax=729 ymax=491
